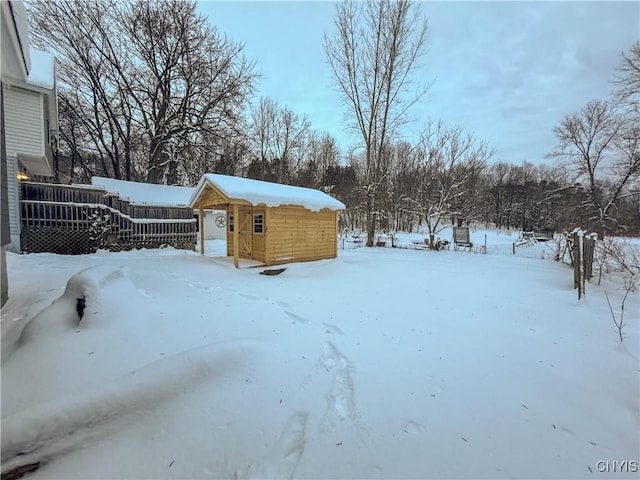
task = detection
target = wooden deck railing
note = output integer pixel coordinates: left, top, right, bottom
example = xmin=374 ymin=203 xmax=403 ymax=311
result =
xmin=20 ymin=182 xmax=196 ymax=253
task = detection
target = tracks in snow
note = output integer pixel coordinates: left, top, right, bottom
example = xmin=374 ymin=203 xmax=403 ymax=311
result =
xmin=246 ymin=412 xmax=309 ymax=480
xmin=319 ymin=341 xmax=357 ymax=425
xmin=225 ymin=288 xmax=358 ymax=428
xmin=0 ymin=342 xmax=252 ymax=475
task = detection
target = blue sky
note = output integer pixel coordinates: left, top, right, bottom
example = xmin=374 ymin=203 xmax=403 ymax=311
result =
xmin=198 ymin=1 xmax=640 ymax=165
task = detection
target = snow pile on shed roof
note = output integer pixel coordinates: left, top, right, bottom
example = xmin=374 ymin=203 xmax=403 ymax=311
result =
xmin=91 ymin=177 xmax=194 ymax=207
xmin=27 ymin=48 xmax=55 ymax=90
xmin=191 ymin=174 xmax=345 ymax=211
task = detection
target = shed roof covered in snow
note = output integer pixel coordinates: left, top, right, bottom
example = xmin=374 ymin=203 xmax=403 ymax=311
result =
xmin=190 ymin=174 xmax=345 ymax=211
xmin=91 ymin=177 xmax=194 ymax=207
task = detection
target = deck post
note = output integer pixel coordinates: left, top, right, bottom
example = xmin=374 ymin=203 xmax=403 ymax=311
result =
xmin=334 ymin=211 xmax=338 ymax=258
xmin=199 ymin=209 xmax=205 ymax=255
xmin=233 ymin=203 xmax=239 ymax=269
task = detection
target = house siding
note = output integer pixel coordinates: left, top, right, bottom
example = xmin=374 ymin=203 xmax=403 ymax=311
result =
xmin=3 ymin=84 xmax=52 ymax=250
xmin=1 ymin=84 xmax=10 ymax=247
xmin=1 ymin=83 xmax=10 ymax=305
xmin=3 ymin=84 xmax=44 ymax=157
xmin=6 ymin=154 xmax=20 ymax=250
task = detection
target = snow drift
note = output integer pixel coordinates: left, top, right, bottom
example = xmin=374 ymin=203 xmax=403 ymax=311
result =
xmin=1 ymin=235 xmax=638 ymax=478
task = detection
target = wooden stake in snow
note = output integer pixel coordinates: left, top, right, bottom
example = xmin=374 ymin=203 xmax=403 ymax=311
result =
xmin=583 ymin=233 xmax=597 ymax=280
xmin=572 ymin=230 xmax=582 ymax=299
xmin=570 ymin=229 xmax=598 ymax=300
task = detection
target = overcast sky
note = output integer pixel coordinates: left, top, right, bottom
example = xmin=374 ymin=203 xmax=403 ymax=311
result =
xmin=199 ymin=1 xmax=640 ymax=165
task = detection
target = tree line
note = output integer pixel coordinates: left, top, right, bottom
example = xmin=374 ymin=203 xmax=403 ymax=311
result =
xmin=28 ymin=0 xmax=639 ymax=242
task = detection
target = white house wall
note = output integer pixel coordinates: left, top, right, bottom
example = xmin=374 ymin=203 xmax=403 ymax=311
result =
xmin=3 ymin=84 xmax=44 ymax=157
xmin=0 ymin=1 xmax=30 ymax=82
xmin=204 ymin=210 xmax=227 ymax=240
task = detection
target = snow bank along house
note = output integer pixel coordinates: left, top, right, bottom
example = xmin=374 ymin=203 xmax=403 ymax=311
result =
xmin=1 ymin=0 xmax=57 ymax=306
xmin=190 ymin=174 xmax=345 ymax=267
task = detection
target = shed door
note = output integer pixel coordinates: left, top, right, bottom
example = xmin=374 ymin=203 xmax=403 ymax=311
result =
xmin=238 ymin=206 xmax=252 ymax=258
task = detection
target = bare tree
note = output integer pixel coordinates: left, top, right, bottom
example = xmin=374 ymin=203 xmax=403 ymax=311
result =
xmin=611 ymin=44 xmax=640 ymax=222
xmin=55 ymin=96 xmax=95 ymax=183
xmin=30 ymin=0 xmax=135 ymax=179
xmin=324 ymin=0 xmax=429 ymax=246
xmin=387 ymin=141 xmax=421 ymax=231
xmin=29 ymin=0 xmax=257 ymax=185
xmin=176 ymin=129 xmax=250 ymax=185
xmin=247 ymin=97 xmax=310 ymax=183
xmin=270 ymin=106 xmax=311 ymax=183
xmin=605 ymin=277 xmax=635 ymax=343
xmin=549 ymin=100 xmax=640 ymax=233
xmin=401 ymin=122 xmax=490 ymax=248
xmin=548 ymin=44 xmax=640 ymax=234
xmin=298 ymin=131 xmax=341 ymax=188
xmin=613 ymin=42 xmax=640 ymax=117
xmin=450 ymin=154 xmax=488 ymax=227
xmin=248 ymin=97 xmax=278 ymax=181
xmin=486 ymin=162 xmax=510 ymax=227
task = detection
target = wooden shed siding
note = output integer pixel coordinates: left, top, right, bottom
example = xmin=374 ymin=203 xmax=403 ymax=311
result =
xmin=3 ymin=85 xmax=44 ymax=157
xmin=192 ymin=183 xmax=230 ymax=210
xmin=222 ymin=205 xmax=338 ymax=265
xmin=265 ymin=206 xmax=338 ymax=265
xmin=252 ymin=235 xmax=265 ymax=263
xmin=225 ymin=211 xmax=233 ymax=257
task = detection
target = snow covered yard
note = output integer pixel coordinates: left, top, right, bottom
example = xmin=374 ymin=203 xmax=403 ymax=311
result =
xmin=1 ymin=239 xmax=638 ymax=479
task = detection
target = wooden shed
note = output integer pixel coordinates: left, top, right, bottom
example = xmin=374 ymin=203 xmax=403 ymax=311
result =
xmin=190 ymin=174 xmax=345 ymax=267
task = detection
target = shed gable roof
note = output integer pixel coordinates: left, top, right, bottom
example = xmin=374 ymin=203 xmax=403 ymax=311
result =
xmin=190 ymin=174 xmax=345 ymax=211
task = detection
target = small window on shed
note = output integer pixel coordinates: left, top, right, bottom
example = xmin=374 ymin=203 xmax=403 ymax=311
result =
xmin=253 ymin=214 xmax=264 ymax=234
xmin=229 ymin=215 xmax=234 ymax=232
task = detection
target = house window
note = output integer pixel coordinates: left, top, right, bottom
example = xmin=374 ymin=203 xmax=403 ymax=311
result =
xmin=253 ymin=214 xmax=264 ymax=234
xmin=229 ymin=215 xmax=234 ymax=232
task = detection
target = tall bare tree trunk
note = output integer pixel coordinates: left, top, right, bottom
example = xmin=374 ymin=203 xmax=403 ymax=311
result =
xmin=325 ymin=0 xmax=429 ymax=247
